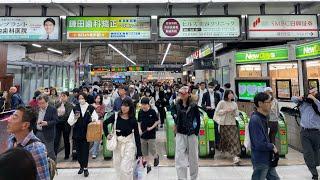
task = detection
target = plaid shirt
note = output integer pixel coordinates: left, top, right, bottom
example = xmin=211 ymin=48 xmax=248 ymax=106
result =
xmin=8 ymin=131 xmax=50 ymax=180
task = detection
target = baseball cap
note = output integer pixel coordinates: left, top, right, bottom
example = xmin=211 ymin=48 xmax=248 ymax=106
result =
xmin=264 ymin=87 xmax=273 ymax=93
xmin=140 ymin=97 xmax=150 ymax=105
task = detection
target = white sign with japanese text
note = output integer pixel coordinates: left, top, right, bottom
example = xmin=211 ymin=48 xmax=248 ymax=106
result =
xmin=0 ymin=17 xmax=60 ymax=41
xmin=248 ymin=15 xmax=319 ymax=39
xmin=159 ymin=16 xmax=240 ymax=38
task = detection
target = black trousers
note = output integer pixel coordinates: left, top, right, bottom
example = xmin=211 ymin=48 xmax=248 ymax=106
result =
xmin=301 ymin=129 xmax=320 ymax=177
xmin=158 ymin=107 xmax=166 ymax=125
xmin=54 ymin=122 xmax=71 ymax=157
xmin=75 ymin=139 xmax=90 ymax=169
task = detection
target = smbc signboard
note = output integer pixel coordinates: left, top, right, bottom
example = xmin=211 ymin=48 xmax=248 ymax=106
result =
xmin=67 ymin=17 xmax=151 ymax=40
xmin=248 ymin=15 xmax=318 ymax=39
xmin=235 ymin=48 xmax=288 ymax=64
xmin=296 ymin=40 xmax=320 ymax=60
xmin=0 ymin=17 xmax=60 ymax=41
xmin=158 ymin=16 xmax=241 ymax=39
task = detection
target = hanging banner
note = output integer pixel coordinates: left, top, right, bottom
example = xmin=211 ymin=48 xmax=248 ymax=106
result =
xmin=66 ymin=16 xmax=151 ymax=40
xmin=0 ymin=17 xmax=60 ymax=41
xmin=296 ymin=40 xmax=320 ymax=60
xmin=158 ymin=16 xmax=241 ymax=39
xmin=247 ymin=15 xmax=319 ymax=39
xmin=235 ymin=47 xmax=289 ymax=64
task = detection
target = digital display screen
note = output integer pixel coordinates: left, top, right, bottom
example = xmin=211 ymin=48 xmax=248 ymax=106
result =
xmin=237 ymin=81 xmax=268 ymax=101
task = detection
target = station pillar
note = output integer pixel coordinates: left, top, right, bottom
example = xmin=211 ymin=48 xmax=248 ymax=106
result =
xmin=0 ymin=44 xmax=12 ymax=91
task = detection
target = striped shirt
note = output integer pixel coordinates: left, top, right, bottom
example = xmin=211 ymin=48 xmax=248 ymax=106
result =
xmin=8 ymin=131 xmax=50 ymax=180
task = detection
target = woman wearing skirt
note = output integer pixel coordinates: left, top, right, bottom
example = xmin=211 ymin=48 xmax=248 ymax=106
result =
xmin=214 ymin=89 xmax=241 ymax=165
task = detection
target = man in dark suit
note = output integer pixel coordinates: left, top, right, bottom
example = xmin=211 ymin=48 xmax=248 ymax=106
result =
xmin=36 ymin=94 xmax=58 ymax=161
xmin=202 ymin=82 xmax=221 ymax=148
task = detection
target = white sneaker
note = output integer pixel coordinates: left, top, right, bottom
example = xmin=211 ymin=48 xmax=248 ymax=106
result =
xmin=92 ymin=155 xmax=97 ymax=159
xmin=233 ymin=156 xmax=240 ymax=165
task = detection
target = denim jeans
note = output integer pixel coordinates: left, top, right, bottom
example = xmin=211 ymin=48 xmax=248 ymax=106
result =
xmin=252 ymin=164 xmax=280 ymax=180
xmin=91 ymin=141 xmax=100 ymax=156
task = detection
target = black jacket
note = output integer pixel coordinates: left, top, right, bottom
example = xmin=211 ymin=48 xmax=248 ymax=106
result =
xmin=72 ymin=104 xmax=95 ymax=140
xmin=172 ymin=98 xmax=201 ymax=136
xmin=201 ymin=91 xmax=221 ymax=110
xmin=55 ymin=101 xmax=74 ymax=124
xmin=35 ymin=105 xmax=58 ymax=141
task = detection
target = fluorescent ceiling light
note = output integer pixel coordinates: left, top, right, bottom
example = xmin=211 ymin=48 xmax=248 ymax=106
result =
xmin=47 ymin=48 xmax=62 ymax=54
xmin=108 ymin=44 xmax=136 ymax=65
xmin=151 ymin=15 xmax=158 ymax=19
xmin=32 ymin=44 xmax=42 ymax=48
xmin=161 ymin=43 xmax=171 ymax=65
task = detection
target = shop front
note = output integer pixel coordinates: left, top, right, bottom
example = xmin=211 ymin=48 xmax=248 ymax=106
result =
xmin=295 ymin=40 xmax=320 ymax=91
xmin=235 ymin=47 xmax=298 ymax=102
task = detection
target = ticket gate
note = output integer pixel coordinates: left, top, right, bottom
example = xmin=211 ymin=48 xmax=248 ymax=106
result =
xmin=166 ymin=109 xmax=216 ymax=158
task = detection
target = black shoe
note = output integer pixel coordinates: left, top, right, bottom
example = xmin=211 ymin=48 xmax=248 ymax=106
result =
xmin=64 ymin=156 xmax=69 ymax=160
xmin=312 ymin=176 xmax=318 ymax=180
xmin=84 ymin=169 xmax=89 ymax=177
xmin=147 ymin=165 xmax=152 ymax=174
xmin=160 ymin=124 xmax=163 ymax=128
xmin=154 ymin=155 xmax=159 ymax=167
xmin=78 ymin=168 xmax=84 ymax=174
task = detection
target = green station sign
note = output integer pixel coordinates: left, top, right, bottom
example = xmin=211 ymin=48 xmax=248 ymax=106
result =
xmin=235 ymin=48 xmax=288 ymax=64
xmin=296 ymin=40 xmax=320 ymax=60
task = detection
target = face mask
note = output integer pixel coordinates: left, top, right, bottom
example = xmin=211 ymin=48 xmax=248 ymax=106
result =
xmin=79 ymin=99 xmax=86 ymax=105
xmin=167 ymin=90 xmax=171 ymax=93
xmin=146 ymin=93 xmax=150 ymax=96
xmin=208 ymin=88 xmax=214 ymax=93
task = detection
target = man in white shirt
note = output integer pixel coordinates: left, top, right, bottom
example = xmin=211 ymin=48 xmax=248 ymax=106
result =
xmin=197 ymin=82 xmax=207 ymax=107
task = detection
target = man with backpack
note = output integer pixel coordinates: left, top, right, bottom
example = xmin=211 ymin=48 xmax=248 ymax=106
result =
xmin=292 ymin=87 xmax=320 ymax=180
xmin=9 ymin=87 xmax=24 ymax=109
xmin=7 ymin=106 xmax=51 ymax=180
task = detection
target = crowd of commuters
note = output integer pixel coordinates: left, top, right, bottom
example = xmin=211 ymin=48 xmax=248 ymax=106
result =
xmin=0 ymin=79 xmax=319 ymax=180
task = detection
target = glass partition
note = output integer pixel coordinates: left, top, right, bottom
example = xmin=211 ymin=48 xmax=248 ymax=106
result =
xmin=237 ymin=64 xmax=262 ymax=77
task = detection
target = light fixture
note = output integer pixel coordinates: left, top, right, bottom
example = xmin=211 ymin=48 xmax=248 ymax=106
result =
xmin=47 ymin=48 xmax=62 ymax=54
xmin=161 ymin=43 xmax=171 ymax=65
xmin=108 ymin=44 xmax=136 ymax=65
xmin=151 ymin=15 xmax=158 ymax=19
xmin=32 ymin=44 xmax=42 ymax=48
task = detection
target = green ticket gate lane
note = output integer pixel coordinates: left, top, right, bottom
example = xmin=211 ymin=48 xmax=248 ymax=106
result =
xmin=198 ymin=116 xmax=208 ymax=158
xmin=166 ymin=114 xmax=176 ymax=158
xmin=102 ymin=124 xmax=113 ymax=160
xmin=277 ymin=113 xmax=288 ymax=157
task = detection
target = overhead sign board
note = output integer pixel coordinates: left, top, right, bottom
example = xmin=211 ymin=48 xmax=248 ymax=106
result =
xmin=158 ymin=16 xmax=241 ymax=39
xmin=247 ymin=15 xmax=319 ymax=39
xmin=66 ymin=16 xmax=151 ymax=40
xmin=296 ymin=40 xmax=320 ymax=60
xmin=0 ymin=17 xmax=60 ymax=41
xmin=235 ymin=47 xmax=289 ymax=64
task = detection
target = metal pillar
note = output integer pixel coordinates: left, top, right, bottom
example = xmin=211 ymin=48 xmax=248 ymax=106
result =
xmin=260 ymin=3 xmax=265 ymax=15
xmin=5 ymin=5 xmax=12 ymax=16
xmin=223 ymin=4 xmax=228 ymax=15
xmin=197 ymin=4 xmax=201 ymax=16
xmin=108 ymin=5 xmax=112 ymax=16
xmin=79 ymin=5 xmax=84 ymax=16
xmin=295 ymin=3 xmax=301 ymax=14
xmin=136 ymin=5 xmax=140 ymax=16
xmin=41 ymin=5 xmax=47 ymax=16
xmin=169 ymin=4 xmax=173 ymax=16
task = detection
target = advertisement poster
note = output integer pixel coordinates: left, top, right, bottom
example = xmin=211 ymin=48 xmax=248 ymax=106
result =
xmin=276 ymin=80 xmax=292 ymax=99
xmin=235 ymin=48 xmax=288 ymax=64
xmin=159 ymin=16 xmax=240 ymax=38
xmin=0 ymin=17 xmax=60 ymax=41
xmin=248 ymin=15 xmax=318 ymax=39
xmin=66 ymin=17 xmax=151 ymax=40
xmin=238 ymin=81 xmax=267 ymax=100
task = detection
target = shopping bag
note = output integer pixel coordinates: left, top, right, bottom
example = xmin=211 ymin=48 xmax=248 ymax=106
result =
xmin=133 ymin=158 xmax=145 ymax=180
xmin=106 ymin=112 xmax=118 ymax=151
xmin=86 ymin=121 xmax=102 ymax=142
xmin=244 ymin=124 xmax=251 ymax=151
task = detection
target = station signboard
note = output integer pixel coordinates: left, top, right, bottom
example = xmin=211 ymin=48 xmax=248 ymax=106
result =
xmin=158 ymin=16 xmax=241 ymax=39
xmin=235 ymin=47 xmax=288 ymax=64
xmin=0 ymin=16 xmax=60 ymax=41
xmin=247 ymin=15 xmax=319 ymax=39
xmin=296 ymin=40 xmax=320 ymax=60
xmin=66 ymin=16 xmax=151 ymax=40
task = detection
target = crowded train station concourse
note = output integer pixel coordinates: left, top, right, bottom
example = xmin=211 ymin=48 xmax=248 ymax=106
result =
xmin=0 ymin=0 xmax=320 ymax=180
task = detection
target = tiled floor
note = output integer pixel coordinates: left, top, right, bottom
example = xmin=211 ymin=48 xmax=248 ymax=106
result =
xmin=55 ymin=165 xmax=318 ymax=180
xmin=57 ymin=129 xmax=305 ymax=169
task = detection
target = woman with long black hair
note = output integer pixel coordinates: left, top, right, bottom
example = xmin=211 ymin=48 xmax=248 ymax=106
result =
xmin=104 ymin=98 xmax=142 ymax=180
xmin=68 ymin=92 xmax=99 ymax=177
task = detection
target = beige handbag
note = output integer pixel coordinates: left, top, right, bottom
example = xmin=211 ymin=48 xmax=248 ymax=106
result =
xmin=106 ymin=112 xmax=118 ymax=151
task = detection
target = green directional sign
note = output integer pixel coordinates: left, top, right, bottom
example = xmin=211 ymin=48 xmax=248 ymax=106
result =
xmin=235 ymin=48 xmax=288 ymax=64
xmin=296 ymin=40 xmax=320 ymax=60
